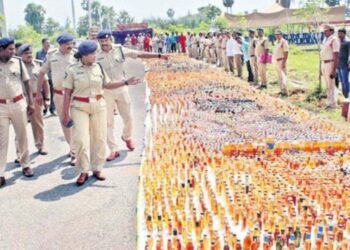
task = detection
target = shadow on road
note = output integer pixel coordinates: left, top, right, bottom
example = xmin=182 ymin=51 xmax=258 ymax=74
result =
xmin=34 ymin=178 xmax=98 ymax=202
xmin=30 ymin=155 xmax=70 ymax=180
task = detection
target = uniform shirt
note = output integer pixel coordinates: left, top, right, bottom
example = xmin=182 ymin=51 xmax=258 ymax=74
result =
xmin=0 ymin=56 xmax=30 ymax=99
xmin=338 ymin=38 xmax=350 ymax=66
xmin=249 ymin=38 xmax=257 ymax=57
xmin=221 ymin=37 xmax=228 ymax=49
xmin=63 ymin=62 xmax=111 ymax=98
xmin=255 ymin=36 xmax=269 ymax=57
xmin=25 ymin=60 xmax=43 ymax=94
xmin=320 ymin=35 xmax=340 ymax=61
xmin=273 ymin=38 xmax=289 ymax=60
xmin=40 ymin=49 xmax=77 ymax=90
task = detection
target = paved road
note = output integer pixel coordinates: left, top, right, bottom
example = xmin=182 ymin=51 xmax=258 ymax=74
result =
xmin=0 ymin=59 xmax=146 ymax=250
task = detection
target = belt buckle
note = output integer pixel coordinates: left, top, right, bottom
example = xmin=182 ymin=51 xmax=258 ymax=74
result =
xmin=5 ymin=99 xmax=13 ymax=104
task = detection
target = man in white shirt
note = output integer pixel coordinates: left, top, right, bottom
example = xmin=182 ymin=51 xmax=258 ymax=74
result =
xmin=226 ymin=32 xmax=236 ymax=74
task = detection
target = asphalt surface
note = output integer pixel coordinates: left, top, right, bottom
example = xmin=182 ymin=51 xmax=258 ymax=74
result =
xmin=0 ymin=59 xmax=146 ymax=250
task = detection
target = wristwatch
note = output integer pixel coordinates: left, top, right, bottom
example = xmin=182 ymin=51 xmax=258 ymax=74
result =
xmin=124 ymin=80 xmax=129 ymax=85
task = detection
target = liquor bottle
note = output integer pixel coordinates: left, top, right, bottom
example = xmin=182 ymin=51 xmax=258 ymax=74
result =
xmin=294 ymin=227 xmax=302 ymax=247
xmin=316 ymin=233 xmax=323 ymax=250
xmin=304 ymin=232 xmax=311 ymax=250
xmin=275 ymin=236 xmax=283 ymax=250
xmin=263 ymin=235 xmax=270 ymax=250
xmin=243 ymin=232 xmax=252 ymax=250
xmin=288 ymin=234 xmax=296 ymax=250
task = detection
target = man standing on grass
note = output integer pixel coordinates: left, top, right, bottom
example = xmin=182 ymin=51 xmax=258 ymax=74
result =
xmin=273 ymin=30 xmax=289 ymax=97
xmin=321 ymin=24 xmax=340 ymax=109
xmin=337 ymin=28 xmax=350 ymax=99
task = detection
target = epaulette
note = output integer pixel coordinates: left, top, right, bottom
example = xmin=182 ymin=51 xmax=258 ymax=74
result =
xmin=34 ymin=59 xmax=43 ymax=66
xmin=48 ymin=48 xmax=58 ymax=54
xmin=69 ymin=63 xmax=79 ymax=68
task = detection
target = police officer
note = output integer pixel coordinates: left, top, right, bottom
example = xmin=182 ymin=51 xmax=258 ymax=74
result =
xmin=255 ymin=28 xmax=270 ymax=89
xmin=248 ymin=29 xmax=258 ymax=85
xmin=0 ymin=37 xmax=35 ymax=188
xmin=273 ymin=30 xmax=289 ymax=96
xmin=96 ymin=30 xmax=168 ymax=161
xmin=18 ymin=43 xmax=48 ymax=154
xmin=63 ymin=40 xmax=141 ymax=186
xmin=37 ymin=33 xmax=78 ymax=165
xmin=321 ymin=24 xmax=340 ymax=109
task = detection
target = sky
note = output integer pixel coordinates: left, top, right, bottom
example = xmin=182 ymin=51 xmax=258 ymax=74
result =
xmin=5 ymin=0 xmax=288 ymax=29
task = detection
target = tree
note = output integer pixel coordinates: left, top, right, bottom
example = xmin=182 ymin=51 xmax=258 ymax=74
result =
xmin=44 ymin=17 xmax=61 ymax=36
xmin=223 ymin=0 xmax=234 ymax=8
xmin=12 ymin=24 xmax=41 ymax=47
xmin=325 ymin=0 xmax=340 ymax=6
xmin=24 ymin=3 xmax=46 ymax=33
xmin=296 ymin=0 xmax=328 ymax=96
xmin=167 ymin=8 xmax=175 ymax=19
xmin=276 ymin=0 xmax=292 ymax=8
xmin=77 ymin=14 xmax=89 ymax=37
xmin=115 ymin=10 xmax=134 ymax=24
xmin=198 ymin=4 xmax=222 ymax=21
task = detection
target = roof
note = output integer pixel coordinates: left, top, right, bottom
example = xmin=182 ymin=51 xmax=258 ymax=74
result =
xmin=225 ymin=5 xmax=346 ymax=28
xmin=261 ymin=3 xmax=285 ymax=14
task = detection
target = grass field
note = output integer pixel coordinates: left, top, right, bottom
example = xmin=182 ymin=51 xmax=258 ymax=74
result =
xmin=261 ymin=45 xmax=349 ymax=130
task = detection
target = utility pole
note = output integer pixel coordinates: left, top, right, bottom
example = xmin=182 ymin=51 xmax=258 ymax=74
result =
xmin=0 ymin=0 xmax=7 ymax=37
xmin=88 ymin=0 xmax=92 ymax=27
xmin=71 ymin=0 xmax=77 ymax=35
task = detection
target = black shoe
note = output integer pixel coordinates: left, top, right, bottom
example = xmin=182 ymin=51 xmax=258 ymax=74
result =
xmin=14 ymin=159 xmax=20 ymax=166
xmin=0 ymin=177 xmax=5 ymax=188
xmin=43 ymin=109 xmax=48 ymax=116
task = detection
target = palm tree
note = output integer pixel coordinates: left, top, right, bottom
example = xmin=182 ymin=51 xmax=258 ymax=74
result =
xmin=276 ymin=0 xmax=292 ymax=8
xmin=0 ymin=0 xmax=7 ymax=36
xmin=223 ymin=0 xmax=234 ymax=13
xmin=166 ymin=8 xmax=175 ymax=19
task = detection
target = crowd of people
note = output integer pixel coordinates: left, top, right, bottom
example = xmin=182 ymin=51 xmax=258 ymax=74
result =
xmin=128 ymin=25 xmax=345 ymax=111
xmin=0 ymin=29 xmax=169 ymax=188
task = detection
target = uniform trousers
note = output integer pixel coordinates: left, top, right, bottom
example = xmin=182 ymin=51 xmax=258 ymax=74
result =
xmin=274 ymin=60 xmax=288 ymax=94
xmin=257 ymin=62 xmax=268 ymax=86
xmin=105 ymin=88 xmax=133 ymax=152
xmin=322 ymin=61 xmax=338 ymax=108
xmin=71 ymin=99 xmax=107 ymax=173
xmin=250 ymin=56 xmax=259 ymax=84
xmin=54 ymin=93 xmax=75 ymax=156
xmin=0 ymin=99 xmax=29 ymax=177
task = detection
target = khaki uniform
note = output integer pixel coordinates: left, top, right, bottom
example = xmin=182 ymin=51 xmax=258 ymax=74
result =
xmin=321 ymin=35 xmax=340 ymax=108
xmin=209 ymin=38 xmax=217 ymax=64
xmin=216 ymin=37 xmax=222 ymax=66
xmin=273 ymin=38 xmax=289 ymax=94
xmin=0 ymin=57 xmax=31 ymax=177
xmin=203 ymin=38 xmax=211 ymax=62
xmin=255 ymin=36 xmax=269 ymax=86
xmin=191 ymin=37 xmax=198 ymax=59
xmin=249 ymin=38 xmax=258 ymax=84
xmin=96 ymin=45 xmax=139 ymax=153
xmin=26 ymin=60 xmax=45 ymax=150
xmin=40 ymin=49 xmax=77 ymax=155
xmin=63 ymin=62 xmax=110 ymax=173
xmin=221 ymin=37 xmax=229 ymax=71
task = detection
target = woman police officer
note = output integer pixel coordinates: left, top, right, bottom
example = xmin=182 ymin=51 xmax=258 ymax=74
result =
xmin=62 ymin=40 xmax=141 ymax=186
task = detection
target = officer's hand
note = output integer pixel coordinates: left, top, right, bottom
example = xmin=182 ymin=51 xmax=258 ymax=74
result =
xmin=35 ymin=94 xmax=43 ymax=106
xmin=126 ymin=77 xmax=141 ymax=85
xmin=63 ymin=114 xmax=71 ymax=127
xmin=27 ymin=104 xmax=35 ymax=116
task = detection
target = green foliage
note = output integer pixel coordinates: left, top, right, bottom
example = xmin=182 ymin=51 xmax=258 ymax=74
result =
xmin=44 ymin=17 xmax=61 ymax=36
xmin=197 ymin=4 xmax=222 ymax=21
xmin=116 ymin=10 xmax=135 ymax=24
xmin=77 ymin=14 xmax=89 ymax=37
xmin=12 ymin=25 xmax=42 ymax=48
xmin=215 ymin=16 xmax=229 ymax=30
xmin=24 ymin=3 xmax=46 ymax=33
